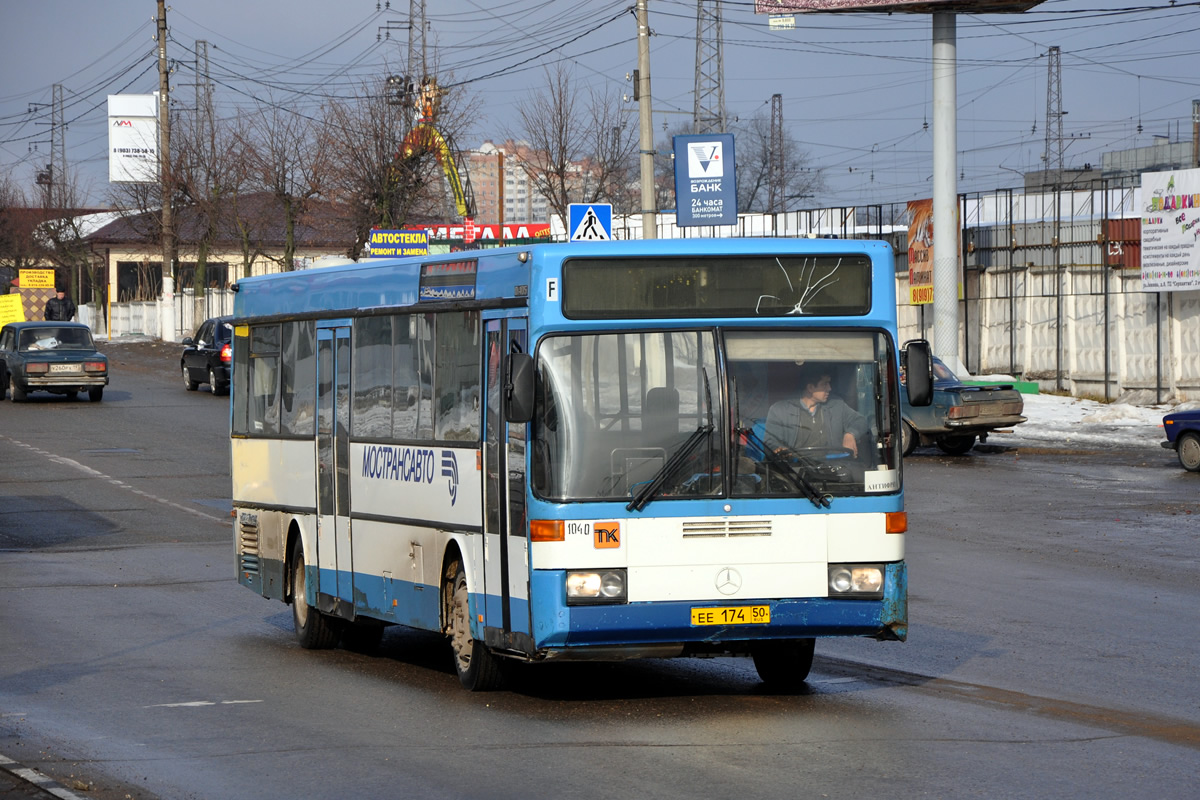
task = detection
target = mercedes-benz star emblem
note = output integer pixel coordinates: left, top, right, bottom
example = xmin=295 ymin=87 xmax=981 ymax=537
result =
xmin=715 ymin=567 xmax=742 ymax=596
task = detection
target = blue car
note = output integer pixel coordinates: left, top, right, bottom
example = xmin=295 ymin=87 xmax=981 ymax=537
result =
xmin=900 ymin=356 xmax=1026 ymax=456
xmin=1161 ymin=408 xmax=1200 ymax=472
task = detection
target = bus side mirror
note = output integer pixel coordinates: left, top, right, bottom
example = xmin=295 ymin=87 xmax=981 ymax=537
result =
xmin=903 ymin=339 xmax=933 ymax=406
xmin=504 ymin=352 xmax=535 ymax=423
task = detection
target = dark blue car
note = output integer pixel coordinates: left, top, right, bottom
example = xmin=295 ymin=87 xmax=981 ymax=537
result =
xmin=900 ymin=356 xmax=1026 ymax=456
xmin=1161 ymin=408 xmax=1200 ymax=472
xmin=0 ymin=321 xmax=109 ymax=402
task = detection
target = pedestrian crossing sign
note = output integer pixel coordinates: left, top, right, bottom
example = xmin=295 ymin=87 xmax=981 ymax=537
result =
xmin=568 ymin=203 xmax=612 ymax=241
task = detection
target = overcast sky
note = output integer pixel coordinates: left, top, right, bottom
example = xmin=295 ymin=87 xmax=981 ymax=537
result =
xmin=2 ymin=0 xmax=1197 ymax=212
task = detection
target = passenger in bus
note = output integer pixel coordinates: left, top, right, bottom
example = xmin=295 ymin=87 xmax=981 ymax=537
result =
xmin=765 ymin=362 xmax=868 ymax=457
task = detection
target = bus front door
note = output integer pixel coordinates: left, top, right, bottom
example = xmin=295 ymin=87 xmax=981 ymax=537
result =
xmin=316 ymin=324 xmax=353 ymax=619
xmin=483 ymin=316 xmax=531 ymax=653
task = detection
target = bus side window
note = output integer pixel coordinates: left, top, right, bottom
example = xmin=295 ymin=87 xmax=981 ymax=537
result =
xmin=352 ymin=315 xmax=393 ymax=439
xmin=434 ymin=311 xmax=481 ymax=442
xmin=280 ymin=320 xmax=316 ymax=436
xmin=249 ymin=325 xmax=280 ymax=435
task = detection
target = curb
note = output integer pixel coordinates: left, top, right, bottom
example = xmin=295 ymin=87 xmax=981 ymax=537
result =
xmin=0 ymin=753 xmax=91 ymax=800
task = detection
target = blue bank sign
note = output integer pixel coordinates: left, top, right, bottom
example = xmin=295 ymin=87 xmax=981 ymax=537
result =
xmin=673 ymin=133 xmax=737 ymax=227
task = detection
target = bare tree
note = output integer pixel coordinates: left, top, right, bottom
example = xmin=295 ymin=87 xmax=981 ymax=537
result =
xmin=324 ymin=73 xmax=477 ymax=258
xmin=733 ymin=109 xmax=824 ymax=213
xmin=34 ymin=165 xmax=106 ymax=315
xmin=508 ymin=64 xmax=638 ymax=229
xmin=582 ymin=87 xmax=639 ymax=216
xmin=243 ymin=100 xmax=332 ymax=271
xmin=654 ymin=123 xmax=692 ymax=214
xmin=0 ymin=173 xmax=37 ymax=288
xmin=174 ymin=105 xmax=246 ymax=319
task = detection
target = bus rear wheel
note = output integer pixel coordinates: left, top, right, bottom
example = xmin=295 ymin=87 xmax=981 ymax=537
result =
xmin=446 ymin=559 xmax=503 ymax=691
xmin=290 ymin=538 xmax=339 ymax=649
xmin=752 ymin=638 xmax=815 ymax=689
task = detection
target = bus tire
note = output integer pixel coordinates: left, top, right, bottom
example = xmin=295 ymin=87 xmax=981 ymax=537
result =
xmin=290 ymin=538 xmax=339 ymax=650
xmin=751 ymin=638 xmax=815 ymax=689
xmin=446 ymin=559 xmax=503 ymax=691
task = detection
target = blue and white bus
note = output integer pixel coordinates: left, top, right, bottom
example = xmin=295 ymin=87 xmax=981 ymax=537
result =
xmin=230 ymin=238 xmax=932 ymax=690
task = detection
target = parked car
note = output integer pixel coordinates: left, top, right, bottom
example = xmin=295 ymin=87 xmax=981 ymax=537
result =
xmin=181 ymin=316 xmax=233 ymax=395
xmin=900 ymin=356 xmax=1026 ymax=456
xmin=1161 ymin=408 xmax=1200 ymax=472
xmin=0 ymin=321 xmax=108 ymax=402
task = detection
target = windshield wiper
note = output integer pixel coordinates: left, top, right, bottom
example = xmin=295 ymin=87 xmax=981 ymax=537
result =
xmin=627 ymin=423 xmax=713 ymax=512
xmin=740 ymin=426 xmax=831 ymax=509
xmin=628 ymin=372 xmax=716 ymax=513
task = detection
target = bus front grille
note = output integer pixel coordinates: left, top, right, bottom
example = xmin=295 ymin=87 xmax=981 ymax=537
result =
xmin=681 ymin=519 xmax=772 ymax=538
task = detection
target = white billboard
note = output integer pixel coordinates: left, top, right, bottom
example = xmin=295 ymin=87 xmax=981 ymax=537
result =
xmin=107 ymin=94 xmax=158 ymax=184
xmin=1140 ymin=167 xmax=1200 ymax=292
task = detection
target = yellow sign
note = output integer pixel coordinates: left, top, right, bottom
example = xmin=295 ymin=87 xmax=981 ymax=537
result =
xmin=20 ymin=269 xmax=56 ymax=289
xmin=0 ymin=294 xmax=26 ymax=327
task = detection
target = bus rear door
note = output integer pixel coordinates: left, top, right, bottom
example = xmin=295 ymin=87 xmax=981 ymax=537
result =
xmin=316 ymin=323 xmax=354 ymax=619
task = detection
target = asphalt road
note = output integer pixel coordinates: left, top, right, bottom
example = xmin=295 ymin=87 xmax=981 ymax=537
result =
xmin=1 ymin=339 xmax=1197 ymax=799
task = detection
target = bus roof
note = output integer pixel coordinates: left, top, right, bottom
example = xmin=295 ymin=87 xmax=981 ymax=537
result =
xmin=232 ymin=237 xmax=896 ymax=321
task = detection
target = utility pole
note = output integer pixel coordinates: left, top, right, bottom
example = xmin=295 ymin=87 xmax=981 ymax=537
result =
xmin=636 ymin=0 xmax=656 ymax=239
xmin=768 ymin=94 xmax=783 ymax=214
xmin=50 ymin=84 xmax=65 ymax=208
xmin=692 ymin=0 xmax=726 ymax=135
xmin=408 ymin=0 xmax=426 ymax=80
xmin=157 ymin=0 xmax=176 ymax=342
xmin=1044 ymin=46 xmax=1063 ymax=188
xmin=1192 ymin=99 xmax=1199 ymax=168
xmin=195 ymin=40 xmax=213 ymax=143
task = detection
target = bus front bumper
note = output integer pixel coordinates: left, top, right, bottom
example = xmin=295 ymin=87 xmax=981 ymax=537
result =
xmin=530 ymin=562 xmax=907 ymax=656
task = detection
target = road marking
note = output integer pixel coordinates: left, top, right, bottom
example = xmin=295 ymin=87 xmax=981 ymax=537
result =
xmin=0 ymin=752 xmax=90 ymax=800
xmin=0 ymin=435 xmax=228 ymax=524
xmin=145 ymin=700 xmax=264 ymax=708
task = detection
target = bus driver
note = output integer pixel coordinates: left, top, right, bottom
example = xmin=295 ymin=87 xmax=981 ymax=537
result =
xmin=765 ymin=362 xmax=868 ymax=458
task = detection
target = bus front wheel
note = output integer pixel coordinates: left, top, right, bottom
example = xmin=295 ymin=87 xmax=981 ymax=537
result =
xmin=446 ymin=559 xmax=504 ymax=691
xmin=752 ymin=638 xmax=815 ymax=689
xmin=290 ymin=538 xmax=339 ymax=649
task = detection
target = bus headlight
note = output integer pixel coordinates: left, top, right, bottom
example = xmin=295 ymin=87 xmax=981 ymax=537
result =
xmin=565 ymin=569 xmax=627 ymax=605
xmin=828 ymin=564 xmax=884 ymax=598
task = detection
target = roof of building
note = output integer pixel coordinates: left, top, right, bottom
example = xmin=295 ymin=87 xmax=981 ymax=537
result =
xmin=84 ymin=193 xmax=355 ymax=250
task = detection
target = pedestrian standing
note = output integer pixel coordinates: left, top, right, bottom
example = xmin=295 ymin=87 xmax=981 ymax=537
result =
xmin=44 ymin=287 xmax=77 ymax=321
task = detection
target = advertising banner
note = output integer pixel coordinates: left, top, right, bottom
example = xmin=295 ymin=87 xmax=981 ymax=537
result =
xmin=673 ymin=133 xmax=737 ymax=227
xmin=426 ymin=223 xmax=551 ymax=241
xmin=906 ymin=199 xmax=934 ymax=305
xmin=363 ymin=229 xmax=429 ymax=258
xmin=754 ymin=0 xmax=1045 ymax=12
xmin=1140 ymin=167 xmax=1200 ymax=292
xmin=19 ymin=269 xmax=55 ymax=289
xmin=107 ymin=94 xmax=158 ymax=184
xmin=0 ymin=294 xmax=24 ymax=327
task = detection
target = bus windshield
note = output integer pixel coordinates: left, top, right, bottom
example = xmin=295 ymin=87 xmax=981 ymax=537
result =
xmin=531 ymin=328 xmax=900 ymax=503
